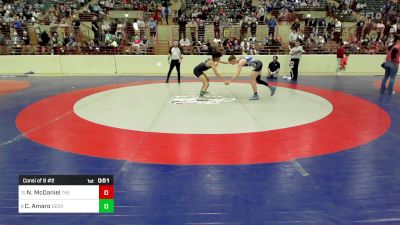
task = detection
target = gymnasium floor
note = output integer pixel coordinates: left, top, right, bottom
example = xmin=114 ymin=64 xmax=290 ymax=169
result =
xmin=0 ymin=75 xmax=399 ymax=225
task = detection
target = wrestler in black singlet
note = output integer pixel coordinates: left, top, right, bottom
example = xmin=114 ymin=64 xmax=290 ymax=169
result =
xmin=193 ymin=59 xmax=212 ymax=77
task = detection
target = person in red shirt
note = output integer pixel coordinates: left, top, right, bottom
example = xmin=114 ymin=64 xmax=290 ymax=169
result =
xmin=381 ymin=35 xmax=400 ymax=95
xmin=336 ymin=41 xmax=345 ymax=75
xmin=152 ymin=11 xmax=160 ymax=23
xmin=337 ymin=52 xmax=349 ymax=76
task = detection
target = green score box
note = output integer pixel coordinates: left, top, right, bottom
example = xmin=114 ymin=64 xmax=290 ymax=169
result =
xmin=99 ymin=199 xmax=114 ymax=213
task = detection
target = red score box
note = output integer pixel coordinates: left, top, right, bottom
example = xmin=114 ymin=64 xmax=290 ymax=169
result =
xmin=99 ymin=185 xmax=114 ymax=199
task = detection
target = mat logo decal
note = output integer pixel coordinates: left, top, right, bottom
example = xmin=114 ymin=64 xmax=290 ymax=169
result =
xmin=170 ymin=93 xmax=236 ymax=105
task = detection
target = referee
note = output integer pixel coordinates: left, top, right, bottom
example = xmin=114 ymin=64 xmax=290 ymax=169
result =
xmin=166 ymin=40 xmax=183 ymax=83
xmin=288 ymin=41 xmax=305 ymax=81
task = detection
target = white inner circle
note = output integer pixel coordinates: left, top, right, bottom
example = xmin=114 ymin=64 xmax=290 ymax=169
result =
xmin=73 ymin=83 xmax=333 ymax=134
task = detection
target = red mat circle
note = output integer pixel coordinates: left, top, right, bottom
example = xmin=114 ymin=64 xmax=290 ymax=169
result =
xmin=16 ymin=81 xmax=391 ymax=165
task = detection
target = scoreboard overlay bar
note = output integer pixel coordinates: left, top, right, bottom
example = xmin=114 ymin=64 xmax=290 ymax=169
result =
xmin=18 ymin=175 xmax=114 ymax=213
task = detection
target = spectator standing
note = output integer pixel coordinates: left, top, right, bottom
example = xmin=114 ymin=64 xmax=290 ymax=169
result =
xmin=197 ymin=20 xmax=205 ymax=42
xmin=327 ymin=17 xmax=335 ymax=35
xmin=337 ymin=52 xmax=350 ymax=76
xmin=132 ymin=19 xmax=139 ymax=36
xmin=188 ymin=19 xmax=197 ymax=41
xmin=152 ymin=8 xmax=161 ymax=23
xmin=333 ymin=18 xmax=342 ymax=41
xmin=250 ymin=18 xmax=257 ymax=38
xmin=222 ymin=19 xmax=232 ymax=39
xmin=239 ymin=19 xmax=248 ymax=41
xmin=381 ymin=35 xmax=400 ymax=95
xmin=383 ymin=20 xmax=391 ymax=39
xmin=363 ymin=18 xmax=373 ymax=39
xmin=156 ymin=3 xmax=163 ymax=23
xmin=137 ymin=16 xmax=146 ymax=38
xmin=163 ymin=6 xmax=170 ymax=25
xmin=356 ymin=18 xmax=365 ymax=41
xmin=214 ymin=18 xmax=220 ymax=38
xmin=268 ymin=16 xmax=277 ymax=38
xmin=336 ymin=41 xmax=345 ymax=74
xmin=258 ymin=5 xmax=265 ymax=22
xmin=317 ymin=18 xmax=326 ymax=34
xmin=178 ymin=16 xmax=187 ymax=40
xmin=92 ymin=17 xmax=99 ymax=40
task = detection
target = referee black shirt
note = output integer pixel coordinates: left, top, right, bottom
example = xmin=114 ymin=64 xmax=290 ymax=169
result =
xmin=268 ymin=61 xmax=280 ymax=72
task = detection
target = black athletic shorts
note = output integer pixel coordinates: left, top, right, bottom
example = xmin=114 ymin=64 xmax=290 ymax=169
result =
xmin=251 ymin=60 xmax=263 ymax=72
xmin=193 ymin=63 xmax=210 ymax=77
xmin=194 ymin=68 xmax=204 ymax=77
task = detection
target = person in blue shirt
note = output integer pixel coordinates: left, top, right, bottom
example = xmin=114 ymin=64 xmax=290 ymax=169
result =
xmin=267 ymin=16 xmax=277 ymax=38
xmin=227 ymin=55 xmax=276 ymax=100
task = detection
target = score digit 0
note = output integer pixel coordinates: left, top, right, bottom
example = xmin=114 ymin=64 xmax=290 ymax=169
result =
xmin=99 ymin=185 xmax=114 ymax=199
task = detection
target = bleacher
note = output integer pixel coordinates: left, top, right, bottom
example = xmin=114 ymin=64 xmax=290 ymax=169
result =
xmin=36 ymin=0 xmax=91 ymax=11
xmin=363 ymin=0 xmax=386 ymax=12
xmin=185 ymin=0 xmax=254 ymax=24
xmin=79 ymin=13 xmax=100 ymax=22
xmin=0 ymin=0 xmax=396 ymax=56
xmin=0 ymin=45 xmax=155 ymax=55
xmin=104 ymin=0 xmax=167 ymax=10
xmin=292 ymin=0 xmax=328 ymax=11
